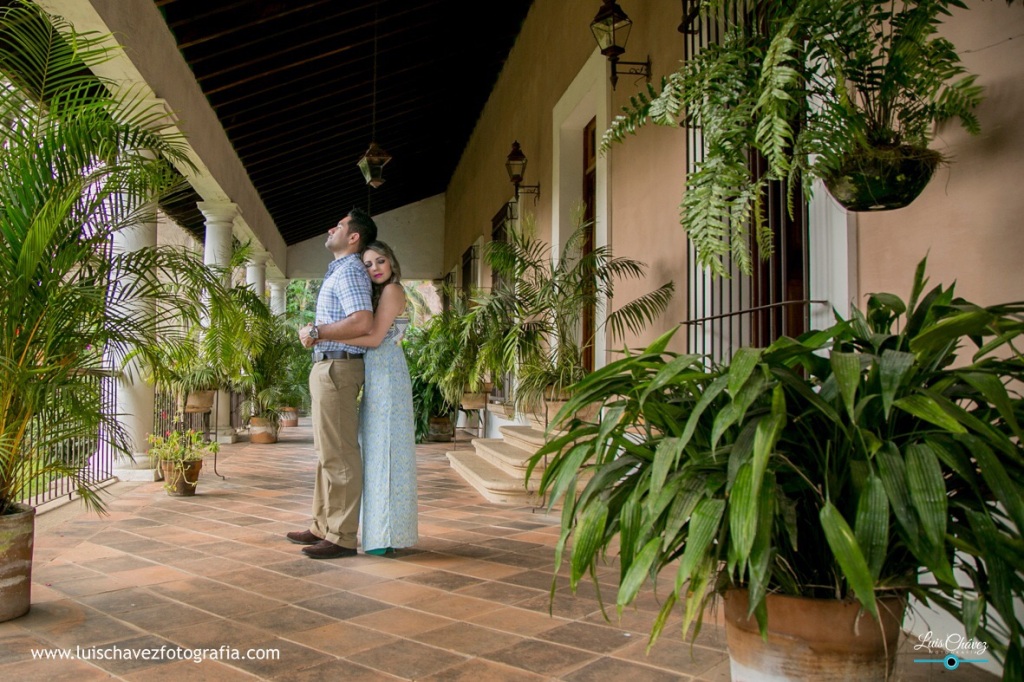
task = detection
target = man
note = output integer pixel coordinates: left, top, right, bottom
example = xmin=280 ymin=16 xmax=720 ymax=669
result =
xmin=287 ymin=207 xmax=377 ymax=559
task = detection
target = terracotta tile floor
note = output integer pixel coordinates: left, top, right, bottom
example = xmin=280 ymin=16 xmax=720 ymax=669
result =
xmin=0 ymin=421 xmax=999 ymax=680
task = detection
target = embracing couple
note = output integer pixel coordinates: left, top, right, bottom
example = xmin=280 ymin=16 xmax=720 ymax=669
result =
xmin=286 ymin=207 xmax=418 ymax=559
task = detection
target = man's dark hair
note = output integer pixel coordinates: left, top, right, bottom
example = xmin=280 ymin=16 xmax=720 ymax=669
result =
xmin=347 ymin=207 xmax=378 ymax=250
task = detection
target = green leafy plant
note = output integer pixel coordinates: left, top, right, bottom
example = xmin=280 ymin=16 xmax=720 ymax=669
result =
xmin=240 ymin=310 xmax=304 ymax=431
xmin=533 ymin=258 xmax=1023 ymax=678
xmin=403 ymin=323 xmax=456 ymax=443
xmin=603 ymin=0 xmax=990 ymax=276
xmin=0 ymin=1 xmax=223 ymax=515
xmin=416 ymin=286 xmax=493 ymax=408
xmin=474 ymin=208 xmax=674 ymax=414
xmin=148 ymin=429 xmax=217 ymax=494
xmin=147 ymin=429 xmax=218 ymax=463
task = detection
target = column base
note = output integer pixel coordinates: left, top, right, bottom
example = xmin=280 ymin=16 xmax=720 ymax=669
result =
xmin=113 ymin=453 xmax=162 ymax=482
xmin=216 ymin=429 xmax=238 ymax=444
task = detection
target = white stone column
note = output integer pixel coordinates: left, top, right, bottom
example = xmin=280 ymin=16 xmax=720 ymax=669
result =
xmin=269 ymin=279 xmax=289 ymax=316
xmin=246 ymin=252 xmax=269 ymax=301
xmin=198 ymin=201 xmax=236 ymax=284
xmin=198 ymin=201 xmax=239 ymax=444
xmin=111 ymin=215 xmax=160 ymax=481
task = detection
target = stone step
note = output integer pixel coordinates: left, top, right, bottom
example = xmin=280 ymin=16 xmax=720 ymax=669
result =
xmin=500 ymin=425 xmax=551 ymax=453
xmin=471 ymin=438 xmax=545 ymax=484
xmin=446 ymin=451 xmax=543 ymax=506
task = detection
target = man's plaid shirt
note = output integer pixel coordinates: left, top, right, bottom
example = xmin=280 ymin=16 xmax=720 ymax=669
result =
xmin=314 ymin=253 xmax=373 ymax=355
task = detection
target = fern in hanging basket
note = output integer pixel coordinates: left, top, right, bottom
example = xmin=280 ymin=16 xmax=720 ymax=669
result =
xmin=603 ymin=0 xmax=987 ymax=276
xmin=822 ymin=143 xmax=944 ymax=211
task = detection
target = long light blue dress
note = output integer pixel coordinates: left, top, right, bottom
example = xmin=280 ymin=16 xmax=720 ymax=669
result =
xmin=359 ymin=320 xmax=418 ymax=552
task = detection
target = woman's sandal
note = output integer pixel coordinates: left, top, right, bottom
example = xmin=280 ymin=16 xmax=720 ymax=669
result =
xmin=364 ymin=547 xmax=394 ymax=556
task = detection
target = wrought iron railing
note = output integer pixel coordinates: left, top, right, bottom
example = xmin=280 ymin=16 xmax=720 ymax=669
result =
xmin=684 ymin=299 xmax=828 ymax=364
xmin=153 ymin=390 xmax=212 ymax=438
xmin=18 ymin=371 xmax=117 ymax=508
xmin=153 ymin=388 xmax=243 ymax=438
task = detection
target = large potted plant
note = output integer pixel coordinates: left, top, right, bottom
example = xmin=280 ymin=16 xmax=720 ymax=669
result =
xmin=0 ymin=1 xmax=219 ymax=622
xmin=240 ymin=309 xmax=302 ymax=444
xmin=603 ymin=0 xmax=993 ymax=276
xmin=474 ymin=208 xmax=674 ymax=420
xmin=418 ymin=287 xmax=494 ymax=411
xmin=403 ymin=323 xmax=456 ymax=443
xmin=532 ymin=258 xmax=1023 ymax=679
xmin=277 ymin=343 xmax=311 ymax=428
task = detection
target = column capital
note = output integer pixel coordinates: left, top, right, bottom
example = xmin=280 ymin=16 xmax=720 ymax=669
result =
xmin=247 ymin=251 xmax=270 ymax=266
xmin=197 ymin=201 xmax=240 ymax=224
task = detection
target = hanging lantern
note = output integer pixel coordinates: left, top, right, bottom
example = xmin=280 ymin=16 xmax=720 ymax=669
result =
xmin=357 ymin=141 xmax=391 ymax=188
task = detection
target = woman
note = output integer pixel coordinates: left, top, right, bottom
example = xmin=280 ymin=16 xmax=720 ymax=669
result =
xmin=330 ymin=240 xmax=418 ymax=555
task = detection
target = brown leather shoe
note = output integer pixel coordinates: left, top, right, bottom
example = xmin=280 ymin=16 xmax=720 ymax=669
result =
xmin=286 ymin=529 xmax=321 ymax=545
xmin=302 ymin=540 xmax=357 ymax=559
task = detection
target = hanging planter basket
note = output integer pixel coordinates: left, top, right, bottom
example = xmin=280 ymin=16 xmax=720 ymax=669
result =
xmin=822 ymin=144 xmax=942 ymax=212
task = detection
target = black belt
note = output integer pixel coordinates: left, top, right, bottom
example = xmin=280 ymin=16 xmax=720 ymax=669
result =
xmin=313 ymin=350 xmax=363 ymax=362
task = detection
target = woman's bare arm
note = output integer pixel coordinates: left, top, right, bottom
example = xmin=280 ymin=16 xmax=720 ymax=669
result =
xmin=332 ymin=283 xmax=406 ymax=349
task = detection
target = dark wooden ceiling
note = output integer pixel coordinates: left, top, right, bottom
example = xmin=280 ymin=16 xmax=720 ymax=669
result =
xmin=154 ymin=0 xmax=534 ymax=246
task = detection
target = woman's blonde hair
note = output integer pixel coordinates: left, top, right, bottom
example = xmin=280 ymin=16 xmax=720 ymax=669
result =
xmin=362 ymin=240 xmax=401 ymax=309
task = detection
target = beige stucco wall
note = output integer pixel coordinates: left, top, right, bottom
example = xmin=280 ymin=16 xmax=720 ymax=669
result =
xmin=445 ymin=0 xmax=689 ymax=357
xmin=287 ymin=195 xmax=446 ymax=280
xmin=856 ymin=2 xmax=1024 ymax=309
xmin=450 ymin=1 xmax=1024 ymax=365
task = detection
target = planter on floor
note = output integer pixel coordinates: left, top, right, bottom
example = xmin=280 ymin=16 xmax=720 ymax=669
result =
xmin=0 ymin=503 xmax=35 ymax=622
xmin=724 ymin=588 xmax=906 ymax=681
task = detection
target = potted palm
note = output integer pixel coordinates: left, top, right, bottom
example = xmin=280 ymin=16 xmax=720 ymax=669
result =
xmin=418 ymin=288 xmax=494 ymax=411
xmin=474 ymin=208 xmax=674 ymax=420
xmin=0 ymin=1 xmax=221 ymax=622
xmin=148 ymin=430 xmax=218 ymax=496
xmin=533 ymin=258 xmax=1023 ymax=679
xmin=277 ymin=356 xmax=309 ymax=428
xmin=403 ymin=323 xmax=456 ymax=443
xmin=603 ymin=0 xmax=990 ymax=276
xmin=239 ymin=305 xmax=300 ymax=444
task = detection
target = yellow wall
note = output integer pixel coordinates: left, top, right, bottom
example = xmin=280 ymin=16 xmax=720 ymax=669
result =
xmin=448 ymin=2 xmax=1024 ymax=358
xmin=445 ymin=0 xmax=689 ymax=357
xmin=856 ymin=2 xmax=1024 ymax=308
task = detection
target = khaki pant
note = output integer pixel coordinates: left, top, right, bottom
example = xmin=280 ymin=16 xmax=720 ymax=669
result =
xmin=308 ymin=357 xmax=364 ymax=548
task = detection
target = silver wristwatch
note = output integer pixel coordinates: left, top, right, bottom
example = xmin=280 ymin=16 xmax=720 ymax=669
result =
xmin=309 ymin=324 xmax=319 ymax=340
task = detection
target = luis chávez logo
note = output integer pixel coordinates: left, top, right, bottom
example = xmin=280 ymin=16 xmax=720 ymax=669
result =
xmin=913 ymin=631 xmax=989 ymax=671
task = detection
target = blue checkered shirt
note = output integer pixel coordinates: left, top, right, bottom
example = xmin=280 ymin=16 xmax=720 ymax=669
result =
xmin=314 ymin=253 xmax=373 ymax=355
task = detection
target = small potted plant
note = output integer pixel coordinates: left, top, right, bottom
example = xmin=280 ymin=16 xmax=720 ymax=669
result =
xmin=148 ymin=430 xmax=218 ymax=496
xmin=533 ymin=258 xmax=1024 ymax=679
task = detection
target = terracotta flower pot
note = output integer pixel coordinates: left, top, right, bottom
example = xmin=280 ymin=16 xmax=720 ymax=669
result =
xmin=279 ymin=407 xmax=299 ymax=427
xmin=249 ymin=417 xmax=278 ymax=444
xmin=161 ymin=459 xmax=203 ymax=496
xmin=427 ymin=415 xmax=453 ymax=442
xmin=724 ymin=588 xmax=906 ymax=681
xmin=0 ymin=503 xmax=35 ymax=622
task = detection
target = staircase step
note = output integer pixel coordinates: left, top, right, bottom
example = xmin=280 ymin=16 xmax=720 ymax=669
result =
xmin=500 ymin=425 xmax=551 ymax=452
xmin=471 ymin=438 xmax=545 ymax=484
xmin=446 ymin=451 xmax=542 ymax=506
